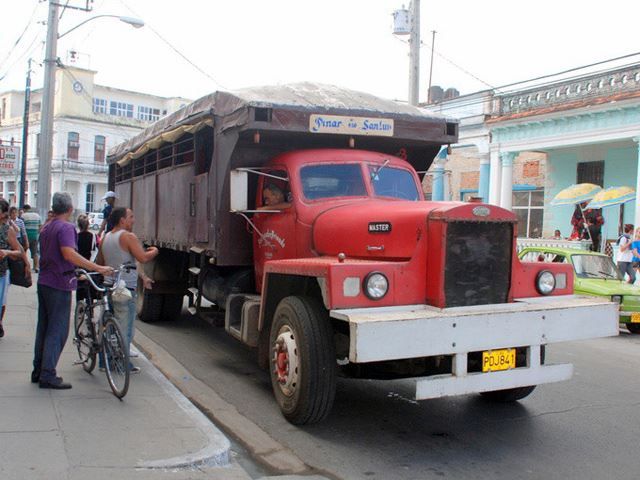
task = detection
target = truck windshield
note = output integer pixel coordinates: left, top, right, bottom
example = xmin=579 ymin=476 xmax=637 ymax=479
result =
xmin=300 ymin=164 xmax=367 ymax=200
xmin=571 ymin=254 xmax=622 ymax=280
xmin=369 ymin=166 xmax=420 ymax=201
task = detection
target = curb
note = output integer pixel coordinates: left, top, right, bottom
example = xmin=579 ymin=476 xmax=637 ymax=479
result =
xmin=135 ymin=348 xmax=231 ymax=469
xmin=134 ymin=330 xmax=309 ymax=475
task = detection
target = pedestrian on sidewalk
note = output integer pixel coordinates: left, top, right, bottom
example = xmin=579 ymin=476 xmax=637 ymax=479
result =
xmin=0 ymin=199 xmax=32 ymax=338
xmin=76 ymin=214 xmax=97 ymax=304
xmin=617 ymin=224 xmax=635 ymax=284
xmin=96 ymin=207 xmax=158 ymax=373
xmin=97 ymin=191 xmax=117 ymax=240
xmin=631 ymin=227 xmax=640 ymax=283
xmin=9 ymin=206 xmax=29 ymax=252
xmin=22 ymin=204 xmax=42 ymax=272
xmin=33 ymin=192 xmax=113 ymax=390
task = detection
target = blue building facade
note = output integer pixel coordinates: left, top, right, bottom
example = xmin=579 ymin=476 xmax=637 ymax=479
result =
xmin=428 ymin=63 xmax=640 ymax=244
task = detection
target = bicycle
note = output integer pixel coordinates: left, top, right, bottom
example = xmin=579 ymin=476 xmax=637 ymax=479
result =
xmin=72 ymin=264 xmax=135 ymax=399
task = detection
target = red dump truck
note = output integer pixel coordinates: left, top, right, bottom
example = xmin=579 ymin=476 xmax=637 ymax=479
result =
xmin=108 ymin=83 xmax=617 ymax=424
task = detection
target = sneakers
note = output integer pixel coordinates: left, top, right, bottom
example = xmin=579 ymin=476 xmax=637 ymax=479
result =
xmin=39 ymin=377 xmax=72 ymax=389
xmin=130 ymin=366 xmax=141 ymax=374
xmin=31 ymin=370 xmax=40 ymax=383
xmin=0 ymin=324 xmax=4 ymax=338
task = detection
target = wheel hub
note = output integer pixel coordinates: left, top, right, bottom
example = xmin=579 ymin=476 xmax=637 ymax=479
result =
xmin=272 ymin=327 xmax=299 ymax=396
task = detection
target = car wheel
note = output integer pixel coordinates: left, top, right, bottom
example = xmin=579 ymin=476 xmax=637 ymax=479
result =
xmin=626 ymin=323 xmax=640 ymax=334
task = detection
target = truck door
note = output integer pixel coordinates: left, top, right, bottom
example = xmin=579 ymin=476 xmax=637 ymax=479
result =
xmin=252 ymin=169 xmax=296 ymax=290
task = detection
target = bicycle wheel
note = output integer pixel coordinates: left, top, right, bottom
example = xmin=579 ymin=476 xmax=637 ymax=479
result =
xmin=73 ymin=299 xmax=96 ymax=373
xmin=101 ymin=312 xmax=130 ymax=399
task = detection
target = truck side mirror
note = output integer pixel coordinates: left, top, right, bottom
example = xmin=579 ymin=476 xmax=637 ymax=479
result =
xmin=230 ymin=169 xmax=249 ymax=212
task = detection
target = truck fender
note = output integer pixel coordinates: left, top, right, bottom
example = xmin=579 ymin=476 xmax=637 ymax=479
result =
xmin=256 ymin=273 xmax=327 ymax=370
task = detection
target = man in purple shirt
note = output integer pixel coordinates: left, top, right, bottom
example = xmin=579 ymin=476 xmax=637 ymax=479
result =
xmin=33 ymin=192 xmax=113 ymax=389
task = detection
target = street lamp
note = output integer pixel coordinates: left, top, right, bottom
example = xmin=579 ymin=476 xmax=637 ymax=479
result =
xmin=58 ymin=15 xmax=144 ymax=39
xmin=36 ymin=1 xmax=144 ymax=217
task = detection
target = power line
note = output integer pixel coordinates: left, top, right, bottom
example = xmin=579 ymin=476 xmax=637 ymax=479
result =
xmin=427 ymin=57 xmax=640 ymax=115
xmin=116 ymin=0 xmax=226 ymax=90
xmin=0 ymin=1 xmax=41 ymax=73
xmin=419 ymin=39 xmax=496 ymax=90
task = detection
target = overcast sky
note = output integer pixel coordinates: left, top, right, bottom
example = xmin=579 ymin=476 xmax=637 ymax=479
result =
xmin=2 ymin=0 xmax=640 ymax=106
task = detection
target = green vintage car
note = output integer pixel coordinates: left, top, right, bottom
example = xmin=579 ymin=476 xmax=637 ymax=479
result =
xmin=519 ymin=246 xmax=640 ymax=334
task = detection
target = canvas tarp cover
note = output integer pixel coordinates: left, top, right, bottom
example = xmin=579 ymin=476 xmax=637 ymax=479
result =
xmin=107 ymin=82 xmax=449 ymax=165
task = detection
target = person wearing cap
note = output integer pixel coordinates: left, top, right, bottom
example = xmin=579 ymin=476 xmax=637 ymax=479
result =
xmin=97 ymin=191 xmax=117 ymax=239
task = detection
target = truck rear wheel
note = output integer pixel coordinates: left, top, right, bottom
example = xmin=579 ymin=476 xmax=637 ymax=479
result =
xmin=162 ymin=294 xmax=184 ymax=321
xmin=136 ymin=280 xmax=164 ymax=323
xmin=269 ymin=296 xmax=336 ymax=425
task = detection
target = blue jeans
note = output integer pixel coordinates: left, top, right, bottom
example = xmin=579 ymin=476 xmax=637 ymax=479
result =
xmin=33 ymin=284 xmax=72 ymax=383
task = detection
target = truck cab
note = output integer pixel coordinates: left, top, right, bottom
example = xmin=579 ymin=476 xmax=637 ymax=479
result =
xmin=252 ymin=149 xmax=421 ymax=289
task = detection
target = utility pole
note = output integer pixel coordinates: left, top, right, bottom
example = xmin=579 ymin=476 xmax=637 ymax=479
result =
xmin=37 ymin=0 xmax=60 ymax=217
xmin=427 ymin=30 xmax=436 ymax=104
xmin=408 ymin=0 xmax=420 ymax=106
xmin=19 ymin=59 xmax=33 ymax=208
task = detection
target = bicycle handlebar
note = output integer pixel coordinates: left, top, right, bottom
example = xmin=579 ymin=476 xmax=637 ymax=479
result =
xmin=75 ymin=263 xmax=136 ymax=293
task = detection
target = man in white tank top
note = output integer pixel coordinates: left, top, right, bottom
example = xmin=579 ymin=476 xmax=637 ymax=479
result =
xmin=97 ymin=207 xmax=159 ymax=372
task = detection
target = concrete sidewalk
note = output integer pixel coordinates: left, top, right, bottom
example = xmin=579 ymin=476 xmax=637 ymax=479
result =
xmin=0 ymin=283 xmax=251 ymax=480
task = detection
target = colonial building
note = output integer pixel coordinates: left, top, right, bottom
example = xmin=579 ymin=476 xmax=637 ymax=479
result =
xmin=0 ymin=65 xmax=189 ymax=211
xmin=426 ymin=62 xmax=640 ymax=243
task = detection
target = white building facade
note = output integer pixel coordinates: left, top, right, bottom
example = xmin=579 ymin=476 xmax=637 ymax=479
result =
xmin=0 ymin=66 xmax=189 ymax=212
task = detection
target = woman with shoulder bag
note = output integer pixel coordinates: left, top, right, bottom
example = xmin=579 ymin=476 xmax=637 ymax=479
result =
xmin=0 ymin=199 xmax=32 ymax=338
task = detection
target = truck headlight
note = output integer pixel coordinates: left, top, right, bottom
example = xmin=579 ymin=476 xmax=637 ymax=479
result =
xmin=364 ymin=272 xmax=388 ymax=300
xmin=611 ymin=295 xmax=622 ymax=304
xmin=536 ymin=270 xmax=555 ymax=295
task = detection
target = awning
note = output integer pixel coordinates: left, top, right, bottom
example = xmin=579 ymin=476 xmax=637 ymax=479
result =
xmin=116 ymin=118 xmax=214 ymax=167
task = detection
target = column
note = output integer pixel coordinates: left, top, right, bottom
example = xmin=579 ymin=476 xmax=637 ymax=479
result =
xmin=499 ymin=152 xmax=516 ymax=210
xmin=488 ymin=149 xmax=501 ymax=205
xmin=634 ymin=138 xmax=640 ymax=229
xmin=478 ymin=154 xmax=490 ymax=203
xmin=431 ymin=147 xmax=447 ymax=201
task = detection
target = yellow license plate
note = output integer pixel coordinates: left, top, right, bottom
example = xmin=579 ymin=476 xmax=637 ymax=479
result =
xmin=482 ymin=348 xmax=516 ymax=372
xmin=631 ymin=313 xmax=640 ymax=323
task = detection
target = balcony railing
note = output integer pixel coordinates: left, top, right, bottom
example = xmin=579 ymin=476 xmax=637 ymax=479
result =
xmin=53 ymin=159 xmax=108 ymax=174
xmin=497 ymin=63 xmax=640 ymax=116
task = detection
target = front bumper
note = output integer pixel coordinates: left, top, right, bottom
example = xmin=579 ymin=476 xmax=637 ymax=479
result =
xmin=330 ymin=295 xmax=618 ymax=400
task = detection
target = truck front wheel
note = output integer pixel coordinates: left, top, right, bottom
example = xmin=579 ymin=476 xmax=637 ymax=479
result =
xmin=480 ymin=346 xmax=545 ymax=402
xmin=269 ymin=296 xmax=336 ymax=425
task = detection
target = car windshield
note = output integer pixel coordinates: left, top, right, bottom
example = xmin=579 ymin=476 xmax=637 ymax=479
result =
xmin=369 ymin=166 xmax=420 ymax=201
xmin=300 ymin=164 xmax=367 ymax=200
xmin=571 ymin=254 xmax=622 ymax=280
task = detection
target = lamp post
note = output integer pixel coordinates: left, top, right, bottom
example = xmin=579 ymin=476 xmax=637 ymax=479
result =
xmin=36 ymin=0 xmax=144 ymax=217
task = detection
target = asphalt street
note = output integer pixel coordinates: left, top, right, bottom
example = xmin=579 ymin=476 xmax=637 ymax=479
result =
xmin=136 ymin=312 xmax=640 ymax=480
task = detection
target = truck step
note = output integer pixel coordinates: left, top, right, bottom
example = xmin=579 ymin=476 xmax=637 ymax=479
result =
xmin=188 ymin=267 xmax=201 ymax=276
xmin=187 ymin=287 xmax=199 ymax=296
xmin=189 ymin=246 xmax=204 ymax=254
xmin=187 ymin=306 xmax=197 ymax=315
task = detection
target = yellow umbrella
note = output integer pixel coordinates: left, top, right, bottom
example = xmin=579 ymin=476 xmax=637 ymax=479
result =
xmin=587 ymin=186 xmax=636 ymax=209
xmin=550 ymin=183 xmax=603 ymax=206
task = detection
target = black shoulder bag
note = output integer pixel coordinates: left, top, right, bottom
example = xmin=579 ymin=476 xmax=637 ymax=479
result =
xmin=8 ymin=257 xmax=32 ymax=288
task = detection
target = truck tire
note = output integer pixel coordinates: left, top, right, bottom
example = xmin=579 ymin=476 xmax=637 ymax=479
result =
xmin=269 ymin=296 xmax=336 ymax=425
xmin=480 ymin=346 xmax=546 ymax=403
xmin=626 ymin=323 xmax=640 ymax=334
xmin=137 ymin=288 xmax=164 ymax=324
xmin=162 ymin=294 xmax=184 ymax=322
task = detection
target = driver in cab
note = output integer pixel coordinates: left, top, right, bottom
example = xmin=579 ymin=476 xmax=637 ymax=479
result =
xmin=259 ymin=184 xmax=291 ymax=210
